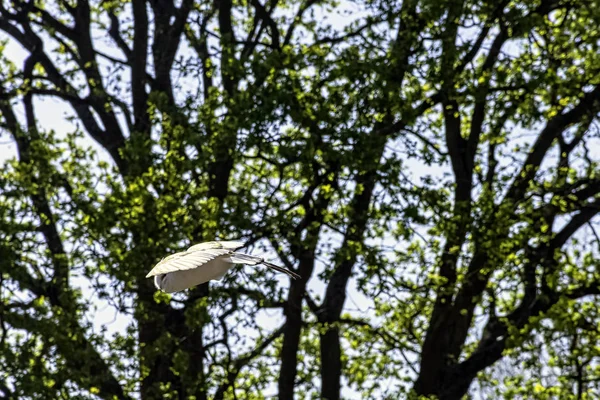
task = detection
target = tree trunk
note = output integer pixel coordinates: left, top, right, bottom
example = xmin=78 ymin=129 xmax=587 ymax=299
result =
xmin=320 ymin=328 xmax=342 ymax=400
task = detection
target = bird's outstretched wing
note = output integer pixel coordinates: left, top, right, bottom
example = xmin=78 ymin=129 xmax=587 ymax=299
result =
xmin=145 ymin=247 xmax=233 ymax=278
xmin=229 ymin=253 xmax=301 ymax=279
xmin=145 ymin=240 xmax=300 ymax=282
xmin=187 ymin=241 xmax=244 ymax=252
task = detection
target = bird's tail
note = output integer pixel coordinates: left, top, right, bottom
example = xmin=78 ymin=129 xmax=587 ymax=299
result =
xmin=229 ymin=253 xmax=301 ymax=280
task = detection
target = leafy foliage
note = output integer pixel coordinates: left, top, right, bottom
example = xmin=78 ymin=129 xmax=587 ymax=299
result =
xmin=0 ymin=0 xmax=600 ymax=399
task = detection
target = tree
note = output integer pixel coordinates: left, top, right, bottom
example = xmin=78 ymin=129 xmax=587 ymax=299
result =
xmin=0 ymin=0 xmax=599 ymax=399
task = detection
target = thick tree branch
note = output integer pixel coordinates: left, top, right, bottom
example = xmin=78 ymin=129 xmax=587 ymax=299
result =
xmin=467 ymin=29 xmax=508 ymax=165
xmin=283 ymin=0 xmax=318 ymax=46
xmin=504 ymin=84 xmax=600 ymax=206
xmin=249 ymin=0 xmax=280 ymax=50
xmin=72 ymin=0 xmax=126 ymax=151
xmin=279 ymin=174 xmax=335 ymax=399
xmin=0 ymin=16 xmax=129 ymax=174
xmin=424 ymin=26 xmax=510 ymax=363
xmin=552 ymin=199 xmax=600 ymax=248
xmin=108 ymin=12 xmax=132 ymax=60
xmin=216 ymin=0 xmax=237 ymax=96
xmin=149 ymin=0 xmax=194 ymax=104
xmin=131 ymin=0 xmax=150 ymax=135
xmin=318 ymin=168 xmax=378 ymax=400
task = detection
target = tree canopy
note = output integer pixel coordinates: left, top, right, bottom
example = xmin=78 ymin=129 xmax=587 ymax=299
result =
xmin=1 ymin=0 xmax=600 ymax=399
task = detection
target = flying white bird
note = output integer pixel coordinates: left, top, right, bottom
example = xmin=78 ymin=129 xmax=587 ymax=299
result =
xmin=146 ymin=241 xmax=300 ymax=293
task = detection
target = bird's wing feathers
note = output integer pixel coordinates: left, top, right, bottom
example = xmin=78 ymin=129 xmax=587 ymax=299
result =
xmin=146 ymin=248 xmax=232 ymax=277
xmin=228 ymin=253 xmax=263 ymax=265
xmin=186 ymin=241 xmax=244 ymax=252
xmin=229 ymin=253 xmax=301 ymax=280
xmin=261 ymin=260 xmax=302 ymax=280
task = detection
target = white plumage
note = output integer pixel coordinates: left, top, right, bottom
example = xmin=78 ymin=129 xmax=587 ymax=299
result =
xmin=146 ymin=241 xmax=300 ymax=293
